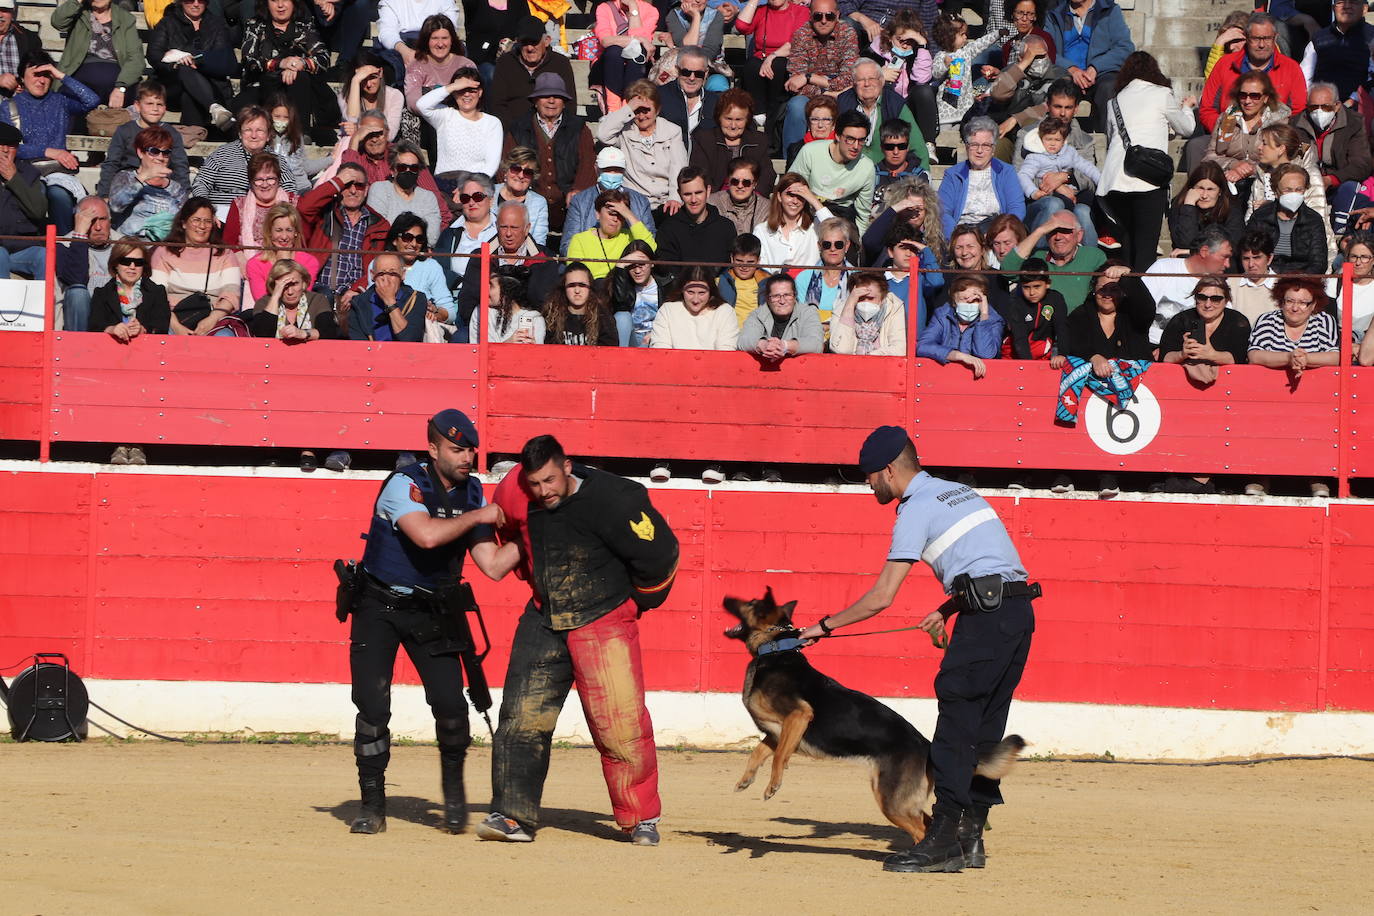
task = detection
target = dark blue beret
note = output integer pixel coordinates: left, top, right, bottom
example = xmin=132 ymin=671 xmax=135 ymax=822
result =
xmin=858 ymin=425 xmax=911 ymax=474
xmin=429 ymin=409 xmax=478 ymax=448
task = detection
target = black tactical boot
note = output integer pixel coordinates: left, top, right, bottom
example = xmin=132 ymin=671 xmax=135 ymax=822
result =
xmin=441 ymin=755 xmax=467 ymax=834
xmin=883 ymin=804 xmax=964 ymax=873
xmin=958 ymin=804 xmax=990 ymax=868
xmin=350 ymin=775 xmax=387 ymax=834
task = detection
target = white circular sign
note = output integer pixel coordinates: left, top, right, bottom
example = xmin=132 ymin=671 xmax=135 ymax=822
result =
xmin=1083 ymin=382 xmax=1162 ymax=455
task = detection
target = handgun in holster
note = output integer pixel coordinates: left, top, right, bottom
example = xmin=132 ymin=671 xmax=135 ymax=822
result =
xmin=433 ymin=581 xmax=495 ymax=729
xmin=333 ymin=559 xmax=362 ymax=622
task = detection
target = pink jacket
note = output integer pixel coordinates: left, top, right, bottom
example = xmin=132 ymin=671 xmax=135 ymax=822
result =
xmin=868 ymin=37 xmax=934 ymax=97
xmin=594 ymin=0 xmax=658 ymax=43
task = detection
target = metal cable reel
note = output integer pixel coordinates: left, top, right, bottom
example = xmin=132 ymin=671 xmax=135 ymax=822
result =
xmin=0 ymin=653 xmax=89 ymax=742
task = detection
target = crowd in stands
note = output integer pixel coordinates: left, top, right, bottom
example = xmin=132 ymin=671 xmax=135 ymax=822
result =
xmin=6 ymin=0 xmax=1374 ymax=487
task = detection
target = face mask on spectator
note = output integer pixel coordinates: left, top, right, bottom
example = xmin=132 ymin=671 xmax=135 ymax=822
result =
xmin=273 ymin=119 xmax=289 ymax=134
xmin=1310 ymin=109 xmax=1335 ymax=130
xmin=955 ymin=301 xmax=981 ymax=322
xmin=599 ymin=171 xmax=625 ymax=190
xmin=856 ymin=299 xmax=881 ymax=320
xmin=1278 ymin=191 xmax=1305 ymax=213
xmin=395 ymin=170 xmax=419 ymax=191
xmin=891 ymin=45 xmax=913 ymax=58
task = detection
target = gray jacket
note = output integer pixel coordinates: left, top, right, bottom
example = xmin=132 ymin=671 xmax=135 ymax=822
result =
xmin=1013 ymin=116 xmax=1099 ymax=195
xmin=736 ymin=303 xmax=824 ymax=355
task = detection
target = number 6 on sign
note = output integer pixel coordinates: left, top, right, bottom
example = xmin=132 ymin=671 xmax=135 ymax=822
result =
xmin=1083 ymin=383 xmax=1162 ymax=455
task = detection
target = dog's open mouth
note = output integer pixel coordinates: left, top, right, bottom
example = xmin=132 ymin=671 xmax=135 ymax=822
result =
xmin=723 ymin=623 xmax=746 ymax=639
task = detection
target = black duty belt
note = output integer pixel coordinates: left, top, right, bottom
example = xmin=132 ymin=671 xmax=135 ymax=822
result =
xmin=360 ymin=574 xmax=433 ymax=611
xmin=1003 ymin=581 xmax=1042 ymax=600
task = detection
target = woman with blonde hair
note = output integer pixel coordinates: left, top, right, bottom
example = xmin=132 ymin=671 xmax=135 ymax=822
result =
xmin=494 ymin=146 xmax=550 ymax=248
xmin=244 ymin=202 xmax=320 ymax=300
xmin=753 ymin=172 xmax=833 ymax=268
xmin=862 ymin=176 xmax=944 ymax=266
xmin=249 ymin=258 xmax=332 ymax=341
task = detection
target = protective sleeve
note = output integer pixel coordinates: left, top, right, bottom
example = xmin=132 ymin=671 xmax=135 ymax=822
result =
xmin=604 ymin=485 xmax=680 ymax=609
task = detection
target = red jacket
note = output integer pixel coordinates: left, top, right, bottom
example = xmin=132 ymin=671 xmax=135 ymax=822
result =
xmin=1199 ymin=51 xmax=1307 ymax=132
xmin=297 ymin=176 xmax=392 ymax=295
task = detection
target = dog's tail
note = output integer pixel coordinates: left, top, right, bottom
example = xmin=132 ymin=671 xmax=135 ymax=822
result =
xmin=974 ymin=734 xmax=1027 ymax=781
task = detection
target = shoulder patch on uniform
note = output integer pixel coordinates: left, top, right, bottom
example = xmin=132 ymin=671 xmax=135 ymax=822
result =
xmin=409 ymin=484 xmax=424 ymax=503
xmin=629 ymin=512 xmax=655 ymax=541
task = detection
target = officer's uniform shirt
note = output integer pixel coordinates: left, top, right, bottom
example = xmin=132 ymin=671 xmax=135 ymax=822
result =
xmin=888 ymin=471 xmax=1027 ymax=593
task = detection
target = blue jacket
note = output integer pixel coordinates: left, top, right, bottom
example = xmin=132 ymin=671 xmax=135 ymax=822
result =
xmin=1042 ymin=0 xmax=1134 ymax=77
xmin=936 ymin=159 xmax=1026 ymax=236
xmin=917 ymin=304 xmax=1005 ymax=363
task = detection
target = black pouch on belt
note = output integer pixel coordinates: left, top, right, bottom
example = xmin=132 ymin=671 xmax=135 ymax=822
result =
xmin=952 ymin=573 xmax=1005 ymax=612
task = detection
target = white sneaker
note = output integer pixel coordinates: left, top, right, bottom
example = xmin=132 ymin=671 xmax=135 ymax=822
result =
xmin=209 ymin=103 xmax=233 ymax=130
xmin=1244 ymin=482 xmax=1267 ymax=497
xmin=1310 ymin=481 xmax=1331 ymax=498
xmin=490 ymin=459 xmax=518 ymax=476
xmin=700 ymin=464 xmax=725 ymax=484
xmin=1050 ymin=475 xmax=1075 ymax=494
xmin=649 ymin=462 xmax=671 ymax=483
xmin=1097 ymin=474 xmax=1119 ymax=499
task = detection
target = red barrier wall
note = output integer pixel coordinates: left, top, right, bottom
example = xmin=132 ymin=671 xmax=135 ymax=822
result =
xmin=3 ymin=469 xmax=1372 ymax=712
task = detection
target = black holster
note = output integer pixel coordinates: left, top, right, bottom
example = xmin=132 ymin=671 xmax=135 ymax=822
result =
xmin=952 ymin=573 xmax=1007 ymax=613
xmin=333 ymin=559 xmax=362 ymax=622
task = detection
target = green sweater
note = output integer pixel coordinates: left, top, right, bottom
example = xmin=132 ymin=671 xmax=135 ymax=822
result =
xmin=1002 ymin=244 xmax=1107 ymax=313
xmin=51 ymin=0 xmax=147 ymax=91
xmin=791 ymin=139 xmax=878 ymax=234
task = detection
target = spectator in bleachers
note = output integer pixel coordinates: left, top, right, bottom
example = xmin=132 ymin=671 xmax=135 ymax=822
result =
xmin=829 ymin=270 xmax=906 ymax=355
xmin=338 ymin=110 xmax=405 ymax=185
xmin=984 ymin=212 xmax=1027 ymax=270
xmin=1167 ymin=162 xmax=1244 ymax=256
xmin=1063 ymin=266 xmax=1154 ymax=368
xmin=505 ymin=73 xmax=594 ymax=236
xmin=1291 ymin=81 xmax=1372 ymax=236
xmin=1247 ymin=274 xmax=1338 ymax=377
xmin=1228 ymin=229 xmax=1279 ymax=325
xmin=154 ymin=196 xmax=243 ymax=334
xmin=737 ymin=272 xmax=823 ymax=358
xmin=597 ymin=79 xmax=688 ymax=213
xmin=994 ymin=0 xmax=1056 ymax=70
xmin=792 ymin=110 xmax=876 ymax=232
xmin=434 ymin=171 xmax=495 ymax=295
xmin=376 ymin=0 xmax=458 ymax=85
xmin=1335 ymin=231 xmax=1374 ymax=356
xmin=97 ymin=81 xmax=190 ymax=199
xmin=4 ymin=53 xmax=98 ymax=233
xmin=654 ymin=165 xmax=735 ymax=285
xmin=460 ymin=0 xmax=528 ymax=83
xmin=339 ymin=53 xmax=403 ymax=139
xmin=650 ymin=264 xmax=740 ymax=350
xmin=89 ymin=237 xmax=170 ymax=338
xmin=690 ymin=87 xmax=776 ymax=195
xmin=870 ymin=120 xmax=927 ymax=218
xmin=300 ymin=162 xmax=391 ymax=308
xmin=454 ymin=201 xmax=559 ymax=338
xmin=937 ymin=116 xmax=1025 ymax=236
xmin=719 ymin=231 xmax=767 ymax=326
xmin=346 ymin=250 xmax=427 ymax=341
xmin=543 ymin=261 xmax=620 ymax=346
xmin=417 ymin=66 xmax=503 ymax=182
xmin=754 ymin=172 xmax=833 ymax=269
xmin=998 ymin=256 xmax=1067 ymax=361
xmin=1247 ymin=123 xmax=1327 ymax=226
xmin=878 ymin=220 xmax=942 ymax=324
xmin=0 ymin=2 xmax=42 ymax=95
xmin=594 ymin=0 xmax=660 ymax=111
xmin=1299 ymin=0 xmax=1372 ymax=102
xmin=57 ymin=196 xmax=110 ymax=329
xmin=1008 ymin=74 xmax=1083 ymax=169
xmin=1002 ymin=209 xmax=1106 ymax=311
xmin=1246 ymin=162 xmax=1329 ymax=277
xmin=794 ymin=215 xmax=854 ymax=331
xmin=708 ymin=157 xmax=770 ymax=235
xmin=785 ymin=95 xmax=838 ymax=166
xmin=1041 ymin=0 xmax=1134 ymax=132
xmin=562 ymin=146 xmax=656 ymax=254
xmin=781 ymin=0 xmax=859 ymax=158
xmin=567 ymin=188 xmax=657 ymax=280
xmin=1142 ymin=225 xmax=1233 ymax=347
xmin=862 ymin=175 xmax=944 ymax=266
xmin=867 ymin=9 xmax=936 ymax=158
xmin=249 ymin=257 xmax=333 ymax=339
xmin=222 ymin=152 xmax=296 ymax=255
xmin=928 ymin=11 xmax=1004 ymax=131
xmin=493 ymin=146 xmax=549 ymax=248
xmin=489 ymin=16 xmax=575 ymax=128
xmin=108 ymin=125 xmax=189 ymax=238
xmin=383 ymin=212 xmax=455 ymax=331
xmin=50 ymin=0 xmax=144 ymax=112
xmin=191 ymin=106 xmax=300 ymax=212
xmin=402 ymin=15 xmax=470 ymax=128
xmin=604 ymin=238 xmax=658 ymax=346
xmin=264 ymin=94 xmax=330 ymax=189
xmin=243 ymin=201 xmax=319 ymax=299
xmin=1198 ymin=13 xmax=1306 ymax=143
xmin=238 ymin=0 xmax=336 ymax=145
xmin=1019 ymin=116 xmax=1099 ymax=245
xmin=939 ymin=223 xmax=1004 ymax=295
xmin=987 ymin=35 xmax=1068 ymax=136
xmin=1099 ymin=51 xmax=1196 ymax=272
xmin=147 ymin=0 xmax=237 ymax=135
xmin=658 ymin=46 xmax=720 ymax=152
xmin=473 ymin=272 xmax=546 ymax=344
xmin=838 ymin=59 xmax=926 ymax=172
xmin=1202 ymin=71 xmax=1288 ymax=203
xmin=1203 ymin=12 xmax=1248 ymax=80
xmin=667 ymin=0 xmax=725 ymax=63
xmin=0 ymin=121 xmax=46 ymax=281
xmin=364 ymin=141 xmax=443 ymax=245
xmin=918 ymin=274 xmax=1004 ymax=374
xmin=734 ymin=0 xmax=810 ymax=149
xmin=1158 ymin=275 xmax=1251 ymax=373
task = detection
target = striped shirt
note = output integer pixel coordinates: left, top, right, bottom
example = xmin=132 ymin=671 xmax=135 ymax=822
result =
xmin=1246 ymin=309 xmax=1339 ymax=354
xmin=189 ymin=141 xmax=300 ymax=206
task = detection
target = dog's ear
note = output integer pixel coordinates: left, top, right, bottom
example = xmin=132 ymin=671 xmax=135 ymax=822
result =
xmin=762 ymin=586 xmax=776 ymax=610
xmin=778 ymin=600 xmax=798 ymax=622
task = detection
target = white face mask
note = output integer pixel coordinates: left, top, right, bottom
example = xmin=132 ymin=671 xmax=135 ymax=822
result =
xmin=1278 ymin=191 xmax=1305 ymax=213
xmin=955 ymin=301 xmax=982 ymax=322
xmin=1310 ymin=108 xmax=1335 ymax=131
xmin=855 ymin=299 xmax=881 ymax=321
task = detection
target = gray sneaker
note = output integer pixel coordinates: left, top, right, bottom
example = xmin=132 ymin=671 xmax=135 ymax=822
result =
xmin=629 ymin=821 xmax=660 ymax=846
xmin=475 ymin=812 xmax=532 ymax=842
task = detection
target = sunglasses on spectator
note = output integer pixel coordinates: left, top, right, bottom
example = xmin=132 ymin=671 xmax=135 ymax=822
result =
xmin=882 ymin=142 xmax=908 ymax=151
xmin=394 ymin=162 xmax=421 ymax=173
xmin=811 ymin=11 xmax=838 ymax=20
xmin=115 ymin=256 xmax=146 ymax=267
xmin=375 ymin=270 xmax=403 ymax=280
xmin=679 ymin=68 xmax=707 ymax=80
xmin=459 ymin=192 xmax=489 ymax=204
xmin=1308 ymin=102 xmax=1339 ymax=112
xmin=728 ymin=177 xmax=755 ymax=187
xmin=142 ymin=146 xmax=173 ymax=156
xmin=398 ymin=231 xmax=425 ymax=243
xmin=565 ymin=281 xmax=591 ymax=290
xmin=819 ymin=240 xmax=847 ymax=250
xmin=506 ymin=164 xmax=535 ymax=177
xmin=1237 ymin=91 xmax=1266 ymax=101
xmin=340 ymin=180 xmax=367 ymax=191
xmin=1194 ymin=293 xmax=1227 ymax=303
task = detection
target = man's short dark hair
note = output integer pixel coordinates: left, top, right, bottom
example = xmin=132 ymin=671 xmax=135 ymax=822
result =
xmin=760 ymin=273 xmax=795 ymax=301
xmin=879 ymin=120 xmax=908 ymax=142
xmin=883 ymin=220 xmax=921 ymax=251
xmin=1046 ymin=78 xmax=1083 ymax=104
xmin=835 ymin=110 xmax=870 ymax=137
xmin=731 ymin=233 xmax=762 ymax=257
xmin=1238 ymin=229 xmax=1276 ymax=257
xmin=520 ymin=434 xmax=567 ymax=472
xmin=1194 ymin=224 xmax=1233 ymax=256
xmin=1020 ymin=257 xmax=1051 ymax=285
xmin=677 ymin=165 xmax=708 ymax=189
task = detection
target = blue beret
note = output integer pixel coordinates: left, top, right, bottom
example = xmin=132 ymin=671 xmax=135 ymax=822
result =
xmin=429 ymin=409 xmax=478 ymax=448
xmin=858 ymin=425 xmax=911 ymax=474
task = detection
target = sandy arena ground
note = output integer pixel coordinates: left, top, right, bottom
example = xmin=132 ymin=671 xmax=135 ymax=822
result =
xmin=2 ymin=742 xmax=1371 ymax=914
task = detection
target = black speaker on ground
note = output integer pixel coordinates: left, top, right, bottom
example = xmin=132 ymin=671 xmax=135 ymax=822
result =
xmin=0 ymin=653 xmax=89 ymax=742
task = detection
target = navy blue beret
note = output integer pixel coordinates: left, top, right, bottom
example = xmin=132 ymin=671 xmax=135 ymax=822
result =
xmin=858 ymin=425 xmax=911 ymax=474
xmin=429 ymin=409 xmax=478 ymax=448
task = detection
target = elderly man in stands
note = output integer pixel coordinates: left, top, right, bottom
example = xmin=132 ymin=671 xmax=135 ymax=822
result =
xmin=1141 ymin=225 xmax=1234 ymax=348
xmin=190 ymin=105 xmax=299 ymax=217
xmin=453 ymin=202 xmax=559 ymax=342
xmin=838 ymin=58 xmax=926 ymax=169
xmin=0 ymin=120 xmax=45 ymax=282
xmin=1041 ymin=0 xmax=1135 ymax=131
xmin=658 ymin=46 xmax=719 ymax=150
xmin=792 ymin=110 xmax=877 ymax=232
xmin=562 ymin=147 xmax=656 ymax=256
xmin=504 ymin=73 xmax=596 ymax=236
xmin=1001 ymin=209 xmax=1106 ymax=311
xmin=737 ymin=273 xmax=824 ymax=361
xmin=1291 ymin=82 xmax=1373 ymax=235
xmin=781 ymin=0 xmax=860 ymax=160
xmin=299 ymin=162 xmax=391 ymax=312
xmin=56 ymin=197 xmax=111 ymax=333
xmin=937 ymin=117 xmax=1025 ymax=236
xmin=488 ymin=16 xmax=577 ymax=128
xmin=1299 ymin=0 xmax=1373 ymax=102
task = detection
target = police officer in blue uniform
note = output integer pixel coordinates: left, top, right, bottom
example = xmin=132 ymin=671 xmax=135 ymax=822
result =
xmin=346 ymin=409 xmax=518 ymax=836
xmin=798 ymin=425 xmax=1038 ymax=874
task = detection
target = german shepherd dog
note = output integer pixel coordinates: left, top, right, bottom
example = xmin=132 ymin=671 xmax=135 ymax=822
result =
xmin=722 ymin=588 xmax=1025 ymax=845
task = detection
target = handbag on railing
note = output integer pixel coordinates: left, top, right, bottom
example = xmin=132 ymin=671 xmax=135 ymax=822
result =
xmin=172 ymin=253 xmax=218 ymax=330
xmin=1111 ymin=99 xmax=1175 ymax=189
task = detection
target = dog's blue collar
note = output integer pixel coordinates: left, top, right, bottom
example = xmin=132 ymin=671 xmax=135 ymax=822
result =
xmin=757 ymin=637 xmax=806 ymax=656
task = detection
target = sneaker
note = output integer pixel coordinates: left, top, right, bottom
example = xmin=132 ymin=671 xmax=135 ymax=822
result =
xmin=1007 ymin=480 xmax=1028 ymax=491
xmin=476 ymin=812 xmax=533 ymax=842
xmin=628 ymin=820 xmax=660 ymax=846
xmin=394 ymin=451 xmax=417 ymax=470
xmin=1155 ymin=476 xmax=1215 ymax=495
xmin=1310 ymin=481 xmax=1331 ymax=498
xmin=1097 ymin=236 xmax=1122 ymax=250
xmin=1097 ymin=474 xmax=1119 ymax=499
xmin=762 ymin=468 xmax=782 ymax=483
xmin=490 ymin=459 xmax=518 ymax=476
xmin=1244 ymin=482 xmax=1267 ymax=497
xmin=325 ymin=450 xmax=352 ymax=472
xmin=126 ymin=446 xmax=147 ymax=466
xmin=110 ymin=445 xmax=130 ymax=465
xmin=729 ymin=471 xmax=752 ymax=482
xmin=1050 ymin=475 xmax=1074 ymax=494
xmin=649 ymin=462 xmax=671 ymax=483
xmin=701 ymin=464 xmax=724 ymax=484
xmin=299 ymin=450 xmax=318 ymax=472
xmin=209 ymin=103 xmax=234 ymax=131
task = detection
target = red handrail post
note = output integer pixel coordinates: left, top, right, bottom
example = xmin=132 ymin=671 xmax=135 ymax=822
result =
xmin=1338 ymin=260 xmax=1354 ymax=498
xmin=476 ymin=242 xmax=491 ymax=473
xmin=39 ymin=225 xmax=57 ymax=462
xmin=904 ymin=263 xmax=919 ymax=437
